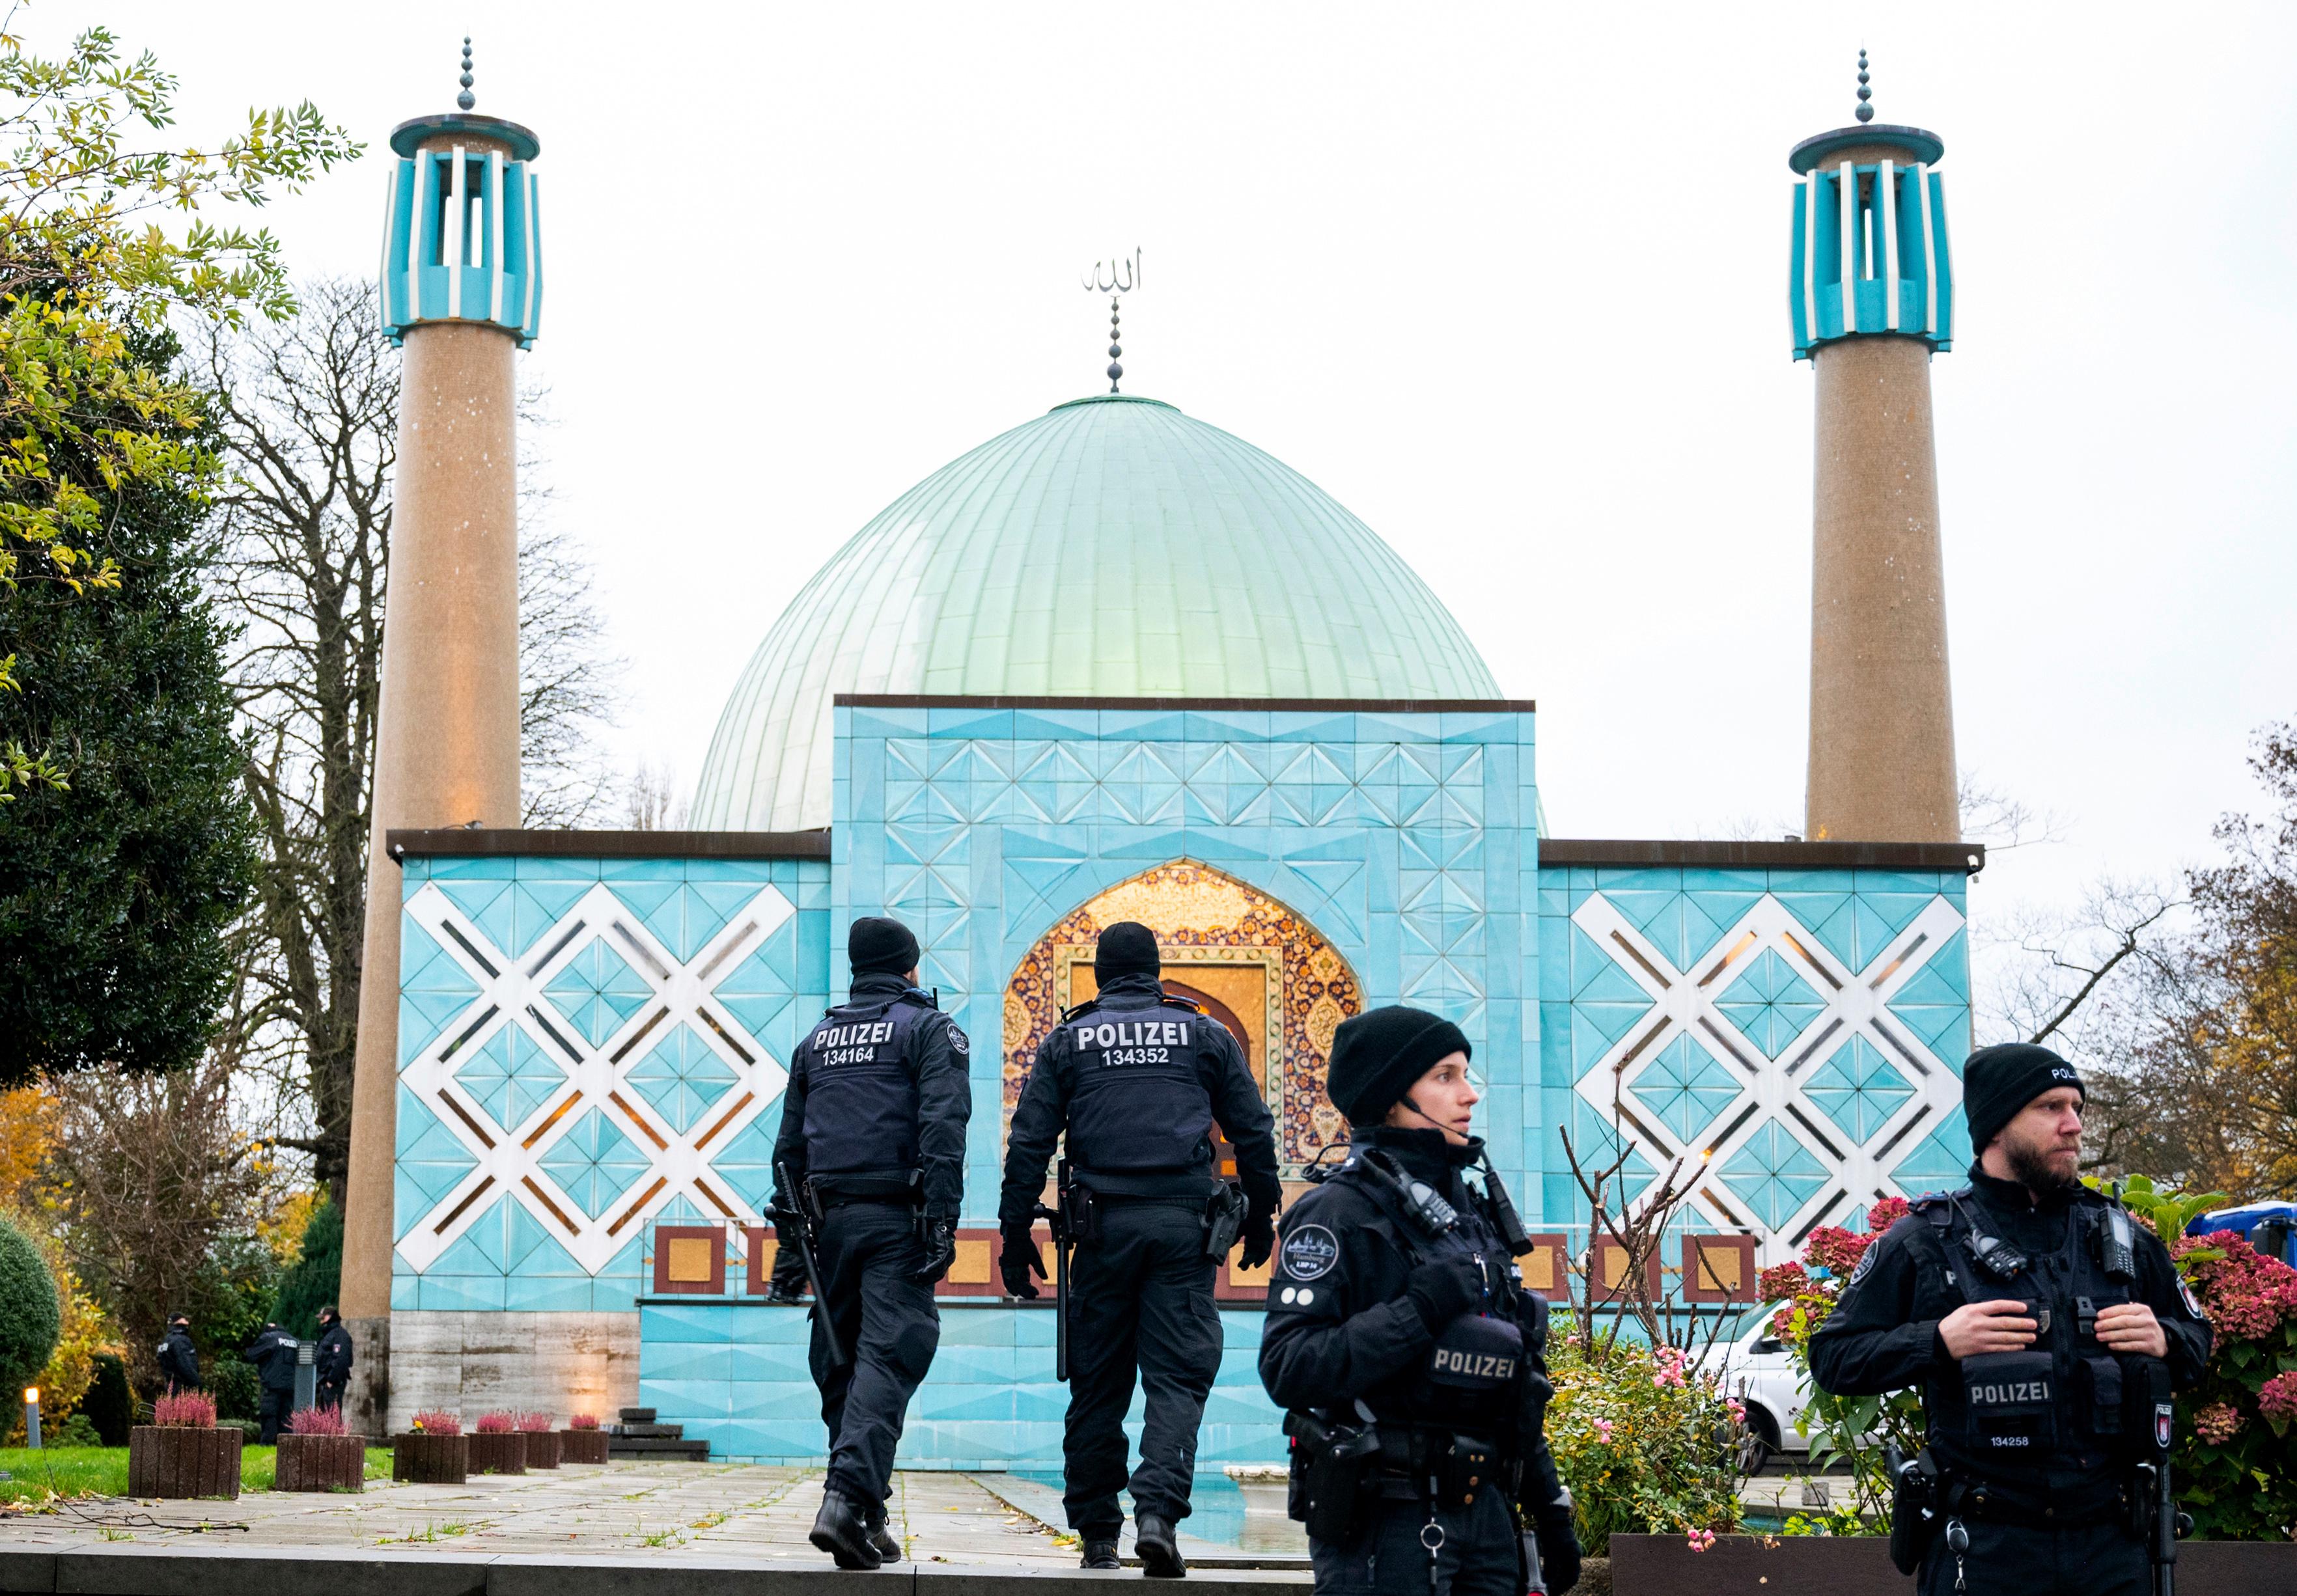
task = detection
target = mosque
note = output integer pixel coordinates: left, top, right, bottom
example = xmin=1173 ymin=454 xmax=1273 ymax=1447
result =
xmin=332 ymin=54 xmax=1983 ymax=1465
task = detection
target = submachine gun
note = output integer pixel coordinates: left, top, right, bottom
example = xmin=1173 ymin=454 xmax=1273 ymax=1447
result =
xmin=769 ymin=1160 xmax=848 ymax=1370
xmin=1031 ymin=1158 xmax=1078 ymax=1382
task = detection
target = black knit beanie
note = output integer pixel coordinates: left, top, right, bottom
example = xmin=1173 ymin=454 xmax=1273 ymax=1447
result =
xmin=1094 ymin=921 xmax=1161 ymax=983
xmin=1326 ymin=1005 xmax=1471 ymax=1127
xmin=1963 ymin=1042 xmax=2085 ymax=1153
xmin=848 ymin=915 xmax=920 ymax=978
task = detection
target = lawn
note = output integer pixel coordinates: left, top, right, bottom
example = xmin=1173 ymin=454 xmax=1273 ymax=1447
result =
xmin=0 ymin=1445 xmax=394 ymax=1505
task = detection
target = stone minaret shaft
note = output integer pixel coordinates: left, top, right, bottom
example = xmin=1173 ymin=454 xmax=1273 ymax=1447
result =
xmin=339 ymin=81 xmax=544 ymax=1435
xmin=1789 ymin=89 xmax=1960 ymax=844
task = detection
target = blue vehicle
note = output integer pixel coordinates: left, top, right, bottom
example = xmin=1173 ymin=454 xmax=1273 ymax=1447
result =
xmin=2186 ymin=1202 xmax=2297 ymax=1267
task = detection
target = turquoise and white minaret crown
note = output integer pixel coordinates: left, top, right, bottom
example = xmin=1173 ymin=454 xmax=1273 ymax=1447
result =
xmin=1786 ymin=51 xmax=1951 ymax=360
xmin=378 ymin=39 xmax=543 ymax=348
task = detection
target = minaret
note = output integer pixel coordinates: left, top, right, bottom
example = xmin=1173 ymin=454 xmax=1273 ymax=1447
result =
xmin=1789 ymin=53 xmax=1959 ymax=842
xmin=339 ymin=42 xmax=543 ymax=1432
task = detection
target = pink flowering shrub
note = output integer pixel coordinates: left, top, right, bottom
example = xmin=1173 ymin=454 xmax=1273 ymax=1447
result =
xmin=410 ymin=1408 xmax=460 ymax=1435
xmin=2259 ymin=1371 xmax=2297 ymax=1424
xmin=151 ymin=1390 xmax=216 ymax=1427
xmin=2193 ymin=1402 xmax=2246 ymax=1444
xmin=518 ymin=1411 xmax=553 ymax=1433
xmin=285 ymin=1404 xmax=348 ymax=1435
xmin=474 ymin=1410 xmax=519 ymax=1434
xmin=568 ymin=1412 xmax=600 ymax=1430
xmin=1545 ymin=1333 xmax=1741 ymax=1557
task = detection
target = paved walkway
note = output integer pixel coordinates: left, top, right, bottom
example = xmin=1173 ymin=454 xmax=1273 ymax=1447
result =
xmin=0 ymin=1464 xmax=1109 ymax=1565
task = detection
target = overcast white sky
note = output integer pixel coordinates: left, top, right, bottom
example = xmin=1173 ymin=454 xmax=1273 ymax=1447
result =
xmin=72 ymin=1 xmax=2297 ymax=929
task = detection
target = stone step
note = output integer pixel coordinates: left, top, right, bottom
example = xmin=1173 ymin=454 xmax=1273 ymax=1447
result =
xmin=609 ymin=1422 xmax=685 ymax=1438
xmin=606 ymin=1437 xmax=710 ymax=1460
xmin=618 ymin=1407 xmax=657 ymax=1423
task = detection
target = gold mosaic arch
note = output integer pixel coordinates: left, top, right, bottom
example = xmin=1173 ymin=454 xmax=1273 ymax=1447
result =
xmin=1001 ymin=860 xmax=1362 ymax=1172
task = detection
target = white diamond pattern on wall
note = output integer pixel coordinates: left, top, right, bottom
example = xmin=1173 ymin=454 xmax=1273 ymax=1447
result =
xmin=393 ymin=879 xmax=796 ymax=1275
xmin=1568 ymin=887 xmax=1966 ymax=1264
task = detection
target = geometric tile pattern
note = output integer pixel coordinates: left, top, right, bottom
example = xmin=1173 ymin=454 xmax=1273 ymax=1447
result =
xmin=1542 ymin=868 xmax=1970 ymax=1265
xmin=392 ymin=855 xmax=829 ymax=1306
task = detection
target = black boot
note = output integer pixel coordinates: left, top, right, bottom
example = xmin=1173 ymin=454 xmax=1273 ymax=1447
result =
xmin=1136 ymin=1514 xmax=1186 ymax=1578
xmin=863 ymin=1506 xmax=902 ymax=1563
xmin=809 ymin=1489 xmax=883 ymax=1570
xmin=1079 ymin=1535 xmax=1121 ymax=1570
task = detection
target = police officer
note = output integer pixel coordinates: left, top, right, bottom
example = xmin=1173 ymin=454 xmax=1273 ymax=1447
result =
xmin=1810 ymin=1043 xmax=2212 ymax=1596
xmin=999 ymin=922 xmax=1282 ymax=1576
xmin=774 ymin=915 xmax=971 ymax=1569
xmin=242 ymin=1322 xmax=299 ymax=1442
xmin=1260 ymin=1006 xmax=1580 ymax=1596
xmin=157 ymin=1315 xmax=199 ymax=1394
xmin=314 ymin=1307 xmax=352 ymax=1412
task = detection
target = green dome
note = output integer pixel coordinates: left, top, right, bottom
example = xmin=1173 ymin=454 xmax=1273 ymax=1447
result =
xmin=691 ymin=394 xmax=1500 ymax=831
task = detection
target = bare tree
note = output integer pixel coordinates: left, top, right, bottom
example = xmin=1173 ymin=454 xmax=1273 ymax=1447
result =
xmin=198 ymin=277 xmax=619 ymax=1200
xmin=622 ymin=762 xmax=689 ymax=831
xmin=48 ymin=1062 xmax=266 ymax=1394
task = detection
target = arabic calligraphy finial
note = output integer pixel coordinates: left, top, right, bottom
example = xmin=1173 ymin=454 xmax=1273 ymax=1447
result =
xmin=458 ymin=38 xmax=475 ymax=112
xmin=1082 ymin=250 xmax=1141 ymax=393
xmin=1855 ymin=48 xmax=1872 ymax=123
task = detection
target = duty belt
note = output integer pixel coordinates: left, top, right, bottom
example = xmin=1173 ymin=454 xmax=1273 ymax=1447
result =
xmin=1945 ymin=1472 xmax=2125 ymax=1529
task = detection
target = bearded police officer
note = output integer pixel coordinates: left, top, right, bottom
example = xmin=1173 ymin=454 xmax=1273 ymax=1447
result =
xmin=775 ymin=916 xmax=972 ymax=1569
xmin=1810 ymin=1043 xmax=2211 ymax=1596
xmin=1000 ymin=922 xmax=1282 ymax=1576
xmin=1260 ymin=1006 xmax=1580 ymax=1596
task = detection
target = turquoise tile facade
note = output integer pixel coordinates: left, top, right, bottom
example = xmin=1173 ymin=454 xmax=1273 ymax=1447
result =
xmin=395 ymin=700 xmax=1975 ymax=1467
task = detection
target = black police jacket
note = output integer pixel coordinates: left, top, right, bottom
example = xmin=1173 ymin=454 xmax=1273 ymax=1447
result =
xmin=157 ymin=1330 xmax=200 ymax=1391
xmin=315 ymin=1323 xmax=352 ymax=1386
xmin=773 ymin=972 xmax=972 ymax=1222
xmin=1259 ymin=1126 xmax=1566 ymax=1509
xmin=999 ymin=973 xmax=1281 ymax=1222
xmin=243 ymin=1328 xmax=299 ymax=1392
xmin=1809 ymin=1164 xmax=2211 ymax=1500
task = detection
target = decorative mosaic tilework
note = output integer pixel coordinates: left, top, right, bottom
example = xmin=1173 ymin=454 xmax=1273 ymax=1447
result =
xmin=1535 ymin=865 xmax=1973 ymax=1265
xmin=1001 ymin=861 xmax=1364 ymax=1171
xmin=391 ymin=855 xmax=831 ymax=1312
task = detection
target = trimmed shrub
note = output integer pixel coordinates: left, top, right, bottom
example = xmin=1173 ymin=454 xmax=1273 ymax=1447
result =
xmin=82 ymin=1351 xmax=132 ymax=1446
xmin=0 ymin=1215 xmax=60 ymax=1401
xmin=270 ymin=1200 xmax=341 ymax=1340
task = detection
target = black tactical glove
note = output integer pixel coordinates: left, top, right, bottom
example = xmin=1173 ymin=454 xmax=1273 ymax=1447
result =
xmin=999 ymin=1225 xmax=1045 ymax=1299
xmin=1532 ymin=1501 xmax=1581 ymax=1595
xmin=912 ymin=1217 xmax=958 ymax=1285
xmin=1239 ymin=1198 xmax=1277 ymax=1271
xmin=1406 ymin=1254 xmax=1485 ymax=1331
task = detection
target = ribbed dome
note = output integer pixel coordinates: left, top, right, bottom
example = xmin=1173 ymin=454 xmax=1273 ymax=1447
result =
xmin=691 ymin=394 xmax=1500 ymax=831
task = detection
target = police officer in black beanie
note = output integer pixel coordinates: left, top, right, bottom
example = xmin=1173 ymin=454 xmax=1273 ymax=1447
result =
xmin=775 ymin=915 xmax=972 ymax=1568
xmin=999 ymin=921 xmax=1283 ymax=1576
xmin=1261 ymin=1005 xmax=1580 ymax=1596
xmin=1811 ymin=1043 xmax=2211 ymax=1596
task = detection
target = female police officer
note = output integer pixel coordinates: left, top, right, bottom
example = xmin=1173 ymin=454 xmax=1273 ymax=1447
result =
xmin=1260 ymin=1006 xmax=1581 ymax=1596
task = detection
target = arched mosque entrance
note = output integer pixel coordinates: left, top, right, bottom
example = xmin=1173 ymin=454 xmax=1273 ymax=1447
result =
xmin=1000 ymin=861 xmax=1364 ymax=1182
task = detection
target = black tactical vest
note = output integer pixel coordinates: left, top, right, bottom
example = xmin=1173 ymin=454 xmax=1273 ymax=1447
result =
xmin=797 ymin=989 xmax=938 ymax=1177
xmin=1062 ymin=993 xmax=1216 ymax=1174
xmin=1917 ymin=1187 xmax=2153 ymax=1470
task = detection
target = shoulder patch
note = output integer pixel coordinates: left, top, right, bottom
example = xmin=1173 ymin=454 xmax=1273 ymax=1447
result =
xmin=2178 ymin=1277 xmax=2205 ymax=1320
xmin=1846 ymin=1243 xmax=1880 ymax=1286
xmin=947 ymin=1024 xmax=969 ymax=1055
xmin=1279 ymin=1224 xmax=1341 ymax=1282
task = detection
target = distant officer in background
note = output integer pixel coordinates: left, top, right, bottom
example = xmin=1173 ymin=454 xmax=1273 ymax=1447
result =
xmin=999 ymin=921 xmax=1283 ymax=1576
xmin=157 ymin=1315 xmax=200 ymax=1394
xmin=314 ymin=1307 xmax=352 ymax=1412
xmin=242 ymin=1322 xmax=299 ymax=1442
xmin=1260 ymin=1006 xmax=1579 ymax=1596
xmin=1811 ymin=1043 xmax=2212 ymax=1596
xmin=775 ymin=915 xmax=972 ymax=1570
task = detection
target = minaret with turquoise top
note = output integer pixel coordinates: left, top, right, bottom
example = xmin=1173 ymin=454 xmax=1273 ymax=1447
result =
xmin=340 ymin=42 xmax=543 ymax=1433
xmin=1790 ymin=52 xmax=1960 ymax=844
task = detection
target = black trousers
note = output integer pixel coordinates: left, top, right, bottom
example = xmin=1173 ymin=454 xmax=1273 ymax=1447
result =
xmin=1063 ymin=1198 xmax=1221 ymax=1536
xmin=1309 ymin=1490 xmax=1520 ymax=1596
xmin=809 ymin=1200 xmax=939 ymax=1510
xmin=257 ymin=1387 xmax=290 ymax=1444
xmin=1917 ymin=1515 xmax=2150 ymax=1596
xmin=316 ymin=1380 xmax=345 ymax=1412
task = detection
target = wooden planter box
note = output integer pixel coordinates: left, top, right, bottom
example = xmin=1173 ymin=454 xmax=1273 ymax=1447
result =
xmin=1608 ymin=1533 xmax=2297 ymax=1596
xmin=391 ymin=1431 xmax=468 ymax=1484
xmin=521 ymin=1430 xmax=561 ymax=1470
xmin=559 ymin=1428 xmax=609 ymax=1465
xmin=126 ymin=1426 xmax=243 ymax=1500
xmin=466 ymin=1431 xmax=527 ymax=1475
xmin=274 ymin=1432 xmax=366 ymax=1493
